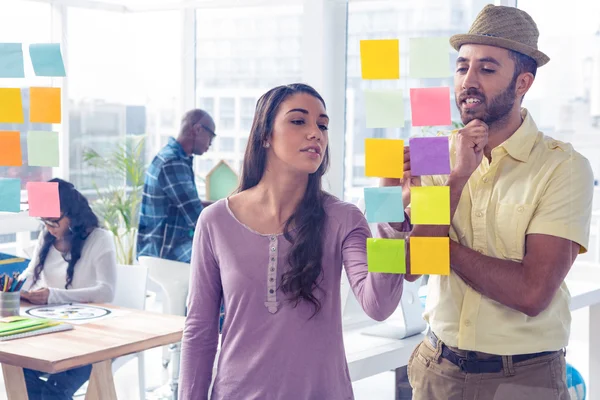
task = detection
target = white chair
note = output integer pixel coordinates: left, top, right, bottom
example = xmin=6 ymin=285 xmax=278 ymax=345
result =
xmin=75 ymin=264 xmax=149 ymax=399
xmin=138 ymin=256 xmax=191 ymax=399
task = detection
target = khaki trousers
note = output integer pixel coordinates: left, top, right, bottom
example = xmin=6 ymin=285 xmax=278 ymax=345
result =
xmin=407 ymin=338 xmax=570 ymax=400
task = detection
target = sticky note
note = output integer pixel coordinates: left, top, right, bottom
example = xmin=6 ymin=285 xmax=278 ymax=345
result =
xmin=367 ymin=238 xmax=406 ymax=274
xmin=0 ymin=43 xmax=25 ymax=78
xmin=365 ymin=139 xmax=404 ymax=179
xmin=0 ymin=179 xmax=21 ymax=213
xmin=29 ymin=43 xmax=66 ymax=77
xmin=410 ymin=87 xmax=451 ymax=127
xmin=409 ymin=136 xmax=451 ymax=176
xmin=364 ymin=90 xmax=404 ymax=128
xmin=26 ymin=182 xmax=60 ymax=218
xmin=30 ymin=87 xmax=61 ymax=123
xmin=410 ymin=237 xmax=450 ymax=275
xmin=27 ymin=131 xmax=59 ymax=167
xmin=360 ymin=39 xmax=400 ymax=80
xmin=409 ymin=37 xmax=451 ymax=79
xmin=0 ymin=88 xmax=24 ymax=123
xmin=0 ymin=131 xmax=22 ymax=167
xmin=410 ymin=186 xmax=450 ymax=225
xmin=364 ymin=187 xmax=405 ymax=223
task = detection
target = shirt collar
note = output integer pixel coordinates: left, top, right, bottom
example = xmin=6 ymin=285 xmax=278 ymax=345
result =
xmin=497 ymin=108 xmax=539 ymax=163
xmin=168 ymin=137 xmax=192 ymax=160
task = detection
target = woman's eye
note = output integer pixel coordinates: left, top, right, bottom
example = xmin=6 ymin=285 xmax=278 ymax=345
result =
xmin=319 ymin=125 xmax=328 ymax=131
xmin=291 ymin=120 xmax=304 ymax=125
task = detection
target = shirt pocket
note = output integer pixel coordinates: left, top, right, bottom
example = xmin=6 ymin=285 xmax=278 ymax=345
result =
xmin=495 ymin=203 xmax=535 ymax=261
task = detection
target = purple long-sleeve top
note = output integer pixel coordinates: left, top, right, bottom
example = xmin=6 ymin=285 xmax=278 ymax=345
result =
xmin=179 ymin=195 xmax=409 ymax=400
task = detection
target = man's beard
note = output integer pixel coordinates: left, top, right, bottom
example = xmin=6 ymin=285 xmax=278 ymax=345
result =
xmin=456 ymin=79 xmax=517 ymax=126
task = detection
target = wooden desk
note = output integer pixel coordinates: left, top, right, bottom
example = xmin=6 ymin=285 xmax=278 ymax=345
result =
xmin=0 ymin=304 xmax=185 ymax=400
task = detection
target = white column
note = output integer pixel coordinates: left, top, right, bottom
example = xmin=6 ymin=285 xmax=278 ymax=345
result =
xmin=302 ymin=0 xmax=348 ymax=199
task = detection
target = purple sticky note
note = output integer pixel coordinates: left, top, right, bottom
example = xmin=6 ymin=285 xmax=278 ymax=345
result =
xmin=410 ymin=136 xmax=451 ymax=176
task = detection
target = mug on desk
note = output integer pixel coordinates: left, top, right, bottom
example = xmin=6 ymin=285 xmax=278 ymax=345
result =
xmin=0 ymin=291 xmax=20 ymax=317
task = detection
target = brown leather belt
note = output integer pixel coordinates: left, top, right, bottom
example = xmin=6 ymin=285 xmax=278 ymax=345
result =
xmin=427 ymin=330 xmax=558 ymax=374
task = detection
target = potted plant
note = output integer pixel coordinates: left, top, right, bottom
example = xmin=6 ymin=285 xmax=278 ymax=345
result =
xmin=83 ymin=136 xmax=146 ymax=265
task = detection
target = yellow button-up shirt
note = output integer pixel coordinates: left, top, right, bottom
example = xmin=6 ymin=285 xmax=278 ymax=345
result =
xmin=421 ymin=109 xmax=594 ymax=355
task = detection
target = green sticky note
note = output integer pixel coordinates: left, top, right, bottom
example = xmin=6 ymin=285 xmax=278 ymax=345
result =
xmin=364 ymin=89 xmax=404 ymax=128
xmin=367 ymin=238 xmax=406 ymax=274
xmin=411 ymin=186 xmax=450 ymax=225
xmin=409 ymin=37 xmax=451 ymax=79
xmin=27 ymin=131 xmax=59 ymax=167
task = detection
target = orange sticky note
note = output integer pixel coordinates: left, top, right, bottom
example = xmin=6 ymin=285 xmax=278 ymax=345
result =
xmin=410 ymin=237 xmax=450 ymax=275
xmin=26 ymin=182 xmax=60 ymax=218
xmin=410 ymin=186 xmax=450 ymax=225
xmin=0 ymin=88 xmax=24 ymax=123
xmin=0 ymin=131 xmax=22 ymax=167
xmin=360 ymin=39 xmax=400 ymax=79
xmin=29 ymin=87 xmax=61 ymax=123
xmin=365 ymin=138 xmax=404 ymax=178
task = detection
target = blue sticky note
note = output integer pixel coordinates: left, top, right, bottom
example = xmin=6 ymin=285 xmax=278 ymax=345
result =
xmin=364 ymin=187 xmax=405 ymax=223
xmin=0 ymin=43 xmax=25 ymax=78
xmin=0 ymin=179 xmax=21 ymax=213
xmin=29 ymin=44 xmax=66 ymax=77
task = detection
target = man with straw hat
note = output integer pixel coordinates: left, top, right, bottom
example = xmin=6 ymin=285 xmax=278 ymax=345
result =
xmin=379 ymin=4 xmax=594 ymax=399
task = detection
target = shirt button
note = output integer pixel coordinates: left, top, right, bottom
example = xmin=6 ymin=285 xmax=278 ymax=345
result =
xmin=270 ymin=236 xmax=276 ymax=241
xmin=482 ymin=177 xmax=488 ymax=183
xmin=271 ymin=257 xmax=275 ymax=261
xmin=477 ymin=249 xmax=484 ymax=254
xmin=269 ymin=289 xmax=274 ymax=294
xmin=517 ymin=206 xmax=524 ymax=213
xmin=476 ymin=212 xmax=483 ymax=218
xmin=271 ymin=247 xmax=276 ymax=252
xmin=270 ymin=268 xmax=275 ymax=272
xmin=269 ymin=278 xmax=274 ymax=282
xmin=464 ymin=320 xmax=472 ymax=327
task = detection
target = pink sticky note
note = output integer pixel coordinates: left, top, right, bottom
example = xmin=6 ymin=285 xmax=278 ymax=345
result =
xmin=410 ymin=87 xmax=452 ymax=127
xmin=409 ymin=136 xmax=451 ymax=176
xmin=26 ymin=182 xmax=60 ymax=218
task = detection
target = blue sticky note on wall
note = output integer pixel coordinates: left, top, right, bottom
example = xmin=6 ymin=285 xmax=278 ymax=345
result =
xmin=29 ymin=44 xmax=66 ymax=77
xmin=0 ymin=178 xmax=21 ymax=213
xmin=364 ymin=187 xmax=405 ymax=223
xmin=0 ymin=43 xmax=25 ymax=78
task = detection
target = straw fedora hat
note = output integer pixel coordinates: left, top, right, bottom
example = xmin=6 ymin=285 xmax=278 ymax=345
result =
xmin=450 ymin=4 xmax=550 ymax=67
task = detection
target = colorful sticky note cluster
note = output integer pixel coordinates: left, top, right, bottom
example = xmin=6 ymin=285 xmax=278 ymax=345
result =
xmin=409 ymin=136 xmax=451 ymax=176
xmin=410 ymin=237 xmax=450 ymax=275
xmin=0 ymin=179 xmax=21 ymax=213
xmin=365 ymin=138 xmax=404 ymax=179
xmin=0 ymin=43 xmax=65 ymax=215
xmin=26 ymin=182 xmax=60 ymax=218
xmin=364 ymin=187 xmax=404 ymax=223
xmin=364 ymin=89 xmax=404 ymax=128
xmin=360 ymin=39 xmax=400 ymax=80
xmin=367 ymin=238 xmax=406 ymax=274
xmin=360 ymin=36 xmax=453 ymax=275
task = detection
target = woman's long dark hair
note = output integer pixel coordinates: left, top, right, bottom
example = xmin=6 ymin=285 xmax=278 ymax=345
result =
xmin=238 ymin=83 xmax=330 ymax=316
xmin=33 ymin=178 xmax=99 ymax=289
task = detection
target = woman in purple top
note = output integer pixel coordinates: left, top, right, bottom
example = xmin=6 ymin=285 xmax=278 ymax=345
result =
xmin=179 ymin=83 xmax=408 ymax=400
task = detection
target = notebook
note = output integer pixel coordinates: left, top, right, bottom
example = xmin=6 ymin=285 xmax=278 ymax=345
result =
xmin=0 ymin=316 xmax=73 ymax=341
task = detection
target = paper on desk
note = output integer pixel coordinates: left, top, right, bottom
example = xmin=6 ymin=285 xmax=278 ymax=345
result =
xmin=21 ymin=303 xmax=131 ymax=325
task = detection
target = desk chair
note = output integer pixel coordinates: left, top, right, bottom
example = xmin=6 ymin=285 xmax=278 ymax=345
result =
xmin=138 ymin=256 xmax=191 ymax=400
xmin=75 ymin=264 xmax=149 ymax=400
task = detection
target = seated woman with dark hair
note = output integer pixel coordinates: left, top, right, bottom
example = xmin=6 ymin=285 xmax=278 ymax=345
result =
xmin=19 ymin=178 xmax=117 ymax=400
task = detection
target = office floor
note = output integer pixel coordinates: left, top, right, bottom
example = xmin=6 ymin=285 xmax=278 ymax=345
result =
xmin=0 ymin=300 xmax=589 ymax=400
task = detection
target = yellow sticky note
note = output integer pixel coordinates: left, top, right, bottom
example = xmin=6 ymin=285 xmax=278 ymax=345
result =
xmin=365 ymin=138 xmax=404 ymax=178
xmin=367 ymin=238 xmax=406 ymax=274
xmin=410 ymin=237 xmax=450 ymax=275
xmin=30 ymin=87 xmax=61 ymax=123
xmin=411 ymin=186 xmax=450 ymax=225
xmin=360 ymin=39 xmax=400 ymax=79
xmin=0 ymin=88 xmax=24 ymax=123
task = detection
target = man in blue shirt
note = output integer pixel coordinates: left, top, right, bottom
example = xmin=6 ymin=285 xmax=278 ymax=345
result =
xmin=137 ymin=109 xmax=216 ymax=263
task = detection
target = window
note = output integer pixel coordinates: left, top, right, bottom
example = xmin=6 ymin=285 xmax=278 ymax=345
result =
xmin=343 ymin=0 xmax=472 ymax=203
xmin=68 ymin=9 xmax=181 ymax=193
xmin=0 ymin=1 xmax=53 ymax=191
xmin=195 ymin=4 xmax=304 ymax=180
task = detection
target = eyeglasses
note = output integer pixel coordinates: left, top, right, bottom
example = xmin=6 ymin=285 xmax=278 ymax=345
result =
xmin=198 ymin=123 xmax=216 ymax=138
xmin=39 ymin=214 xmax=66 ymax=228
